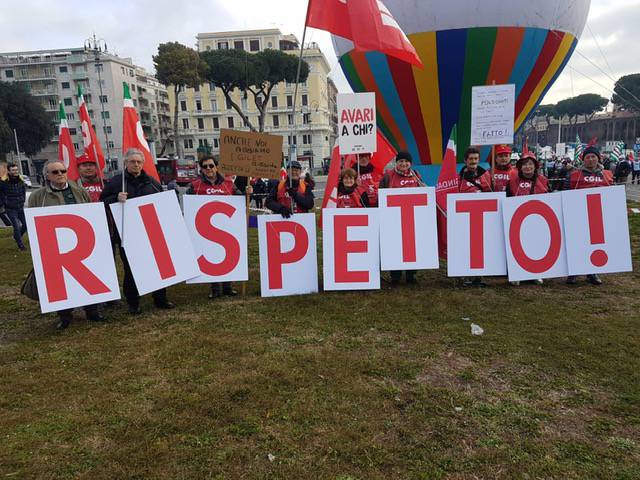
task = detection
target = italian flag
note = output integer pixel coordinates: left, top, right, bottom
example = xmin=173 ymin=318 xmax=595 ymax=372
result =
xmin=77 ymin=85 xmax=105 ymax=176
xmin=122 ymin=82 xmax=159 ymax=181
xmin=435 ymin=125 xmax=460 ymax=260
xmin=58 ymin=102 xmax=79 ymax=181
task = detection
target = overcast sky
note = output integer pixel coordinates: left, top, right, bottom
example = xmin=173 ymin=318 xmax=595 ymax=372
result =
xmin=1 ymin=0 xmax=638 ymax=106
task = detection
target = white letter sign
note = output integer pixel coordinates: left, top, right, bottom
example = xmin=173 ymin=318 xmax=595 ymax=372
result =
xmin=338 ymin=92 xmax=377 ymax=154
xmin=471 ymin=84 xmax=515 ymax=146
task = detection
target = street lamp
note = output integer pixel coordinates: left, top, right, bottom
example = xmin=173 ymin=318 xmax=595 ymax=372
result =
xmin=84 ymin=34 xmax=113 ymax=170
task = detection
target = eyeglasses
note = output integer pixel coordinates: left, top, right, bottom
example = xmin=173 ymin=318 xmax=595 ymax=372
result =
xmin=50 ymin=169 xmax=67 ymax=175
xmin=201 ymin=164 xmax=216 ymax=169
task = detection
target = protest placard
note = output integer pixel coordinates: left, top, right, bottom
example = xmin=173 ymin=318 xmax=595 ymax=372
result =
xmin=338 ymin=92 xmax=377 ymax=154
xmin=219 ymin=129 xmax=283 ymax=179
xmin=470 ymin=84 xmax=515 ymax=146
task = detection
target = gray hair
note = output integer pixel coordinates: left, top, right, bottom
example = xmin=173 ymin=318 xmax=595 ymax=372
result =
xmin=42 ymin=159 xmax=66 ymax=176
xmin=124 ymin=148 xmax=145 ymax=162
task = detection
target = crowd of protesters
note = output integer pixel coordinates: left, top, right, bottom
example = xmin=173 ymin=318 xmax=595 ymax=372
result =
xmin=3 ymin=139 xmax=628 ymax=330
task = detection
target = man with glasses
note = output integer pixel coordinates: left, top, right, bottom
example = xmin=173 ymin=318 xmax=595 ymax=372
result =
xmin=0 ymin=163 xmax=27 ymax=250
xmin=100 ymin=148 xmax=174 ymax=315
xmin=27 ymin=160 xmax=106 ymax=329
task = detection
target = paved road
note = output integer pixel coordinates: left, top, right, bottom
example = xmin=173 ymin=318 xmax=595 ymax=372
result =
xmin=626 ymin=183 xmax=640 ymax=203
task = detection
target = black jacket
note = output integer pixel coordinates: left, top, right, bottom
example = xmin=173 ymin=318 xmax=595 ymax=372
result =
xmin=0 ymin=175 xmax=27 ymax=210
xmin=100 ymin=170 xmax=163 ymax=204
xmin=338 ymin=183 xmax=369 ymax=207
xmin=265 ymin=178 xmax=315 ymax=214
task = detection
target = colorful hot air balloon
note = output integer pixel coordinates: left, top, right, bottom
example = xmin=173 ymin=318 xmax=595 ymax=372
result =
xmin=333 ymin=0 xmax=590 ymax=167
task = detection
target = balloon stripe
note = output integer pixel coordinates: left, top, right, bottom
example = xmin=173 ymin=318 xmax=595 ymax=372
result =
xmin=387 ymin=56 xmax=431 ymax=164
xmin=410 ymin=31 xmax=443 ymax=164
xmin=458 ymin=27 xmax=498 ymax=158
xmin=516 ymin=33 xmax=575 ymax=128
xmin=508 ymin=28 xmax=549 ymax=100
xmin=436 ymin=28 xmax=468 ymax=162
xmin=515 ymin=31 xmax=564 ymax=120
xmin=347 ymin=52 xmax=403 ymax=151
xmin=366 ymin=51 xmax=421 ymax=162
xmin=486 ymin=27 xmax=526 ymax=84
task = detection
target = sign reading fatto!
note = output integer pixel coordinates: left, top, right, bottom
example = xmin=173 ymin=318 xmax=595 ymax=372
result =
xmin=219 ymin=129 xmax=283 ymax=179
xmin=470 ymin=84 xmax=515 ymax=146
xmin=338 ymin=92 xmax=377 ymax=155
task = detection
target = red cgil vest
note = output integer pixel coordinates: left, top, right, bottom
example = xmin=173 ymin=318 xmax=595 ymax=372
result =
xmin=492 ymin=165 xmax=514 ymax=192
xmin=276 ymin=180 xmax=308 ymax=213
xmin=569 ymin=169 xmax=614 ymax=190
xmin=458 ymin=170 xmax=493 ymax=193
xmin=358 ymin=170 xmax=383 ymax=206
xmin=507 ymin=173 xmax=549 ymax=196
xmin=336 ymin=190 xmax=363 ymax=208
xmin=190 ymin=176 xmax=236 ymax=196
xmin=79 ymin=180 xmax=103 ymax=202
xmin=385 ymin=169 xmax=423 ymax=189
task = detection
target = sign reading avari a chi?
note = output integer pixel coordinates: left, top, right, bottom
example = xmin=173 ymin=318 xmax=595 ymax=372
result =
xmin=25 ymin=187 xmax=632 ymax=313
xmin=471 ymin=84 xmax=516 ymax=146
xmin=338 ymin=92 xmax=377 ymax=154
xmin=219 ymin=129 xmax=283 ymax=179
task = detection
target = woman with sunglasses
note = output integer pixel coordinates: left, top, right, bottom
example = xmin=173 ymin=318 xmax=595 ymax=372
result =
xmin=187 ymin=155 xmax=251 ymax=299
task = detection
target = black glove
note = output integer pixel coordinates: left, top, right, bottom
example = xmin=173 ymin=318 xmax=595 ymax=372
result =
xmin=280 ymin=207 xmax=292 ymax=219
xmin=463 ymin=170 xmax=476 ymax=181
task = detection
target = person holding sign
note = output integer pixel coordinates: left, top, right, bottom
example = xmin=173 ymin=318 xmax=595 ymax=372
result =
xmin=28 ymin=160 xmax=106 ymax=329
xmin=458 ymin=147 xmax=493 ymax=193
xmin=187 ymin=155 xmax=250 ymax=299
xmin=266 ymin=160 xmax=314 ymax=218
xmin=563 ymin=145 xmax=613 ymax=286
xmin=492 ymin=145 xmax=515 ymax=192
xmin=379 ymin=151 xmax=424 ymax=285
xmin=100 ymin=148 xmax=175 ymax=314
xmin=356 ymin=152 xmax=383 ymax=207
xmin=336 ymin=168 xmax=369 ymax=208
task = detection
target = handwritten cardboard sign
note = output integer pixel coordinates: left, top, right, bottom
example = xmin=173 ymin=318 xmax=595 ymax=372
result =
xmin=219 ymin=129 xmax=283 ymax=179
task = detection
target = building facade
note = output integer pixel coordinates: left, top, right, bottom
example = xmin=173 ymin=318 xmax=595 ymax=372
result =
xmin=169 ymin=29 xmax=338 ymax=173
xmin=0 ymin=47 xmax=171 ymax=177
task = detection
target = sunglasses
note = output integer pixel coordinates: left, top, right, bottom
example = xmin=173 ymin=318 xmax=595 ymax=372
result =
xmin=50 ymin=169 xmax=67 ymax=175
xmin=201 ymin=164 xmax=216 ymax=169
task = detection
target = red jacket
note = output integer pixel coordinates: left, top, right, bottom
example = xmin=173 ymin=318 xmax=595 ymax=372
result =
xmin=78 ymin=179 xmax=104 ymax=202
xmin=188 ymin=174 xmax=237 ymax=196
xmin=492 ymin=165 xmax=515 ymax=192
xmin=357 ymin=164 xmax=383 ymax=207
xmin=506 ymin=172 xmax=549 ymax=196
xmin=568 ymin=168 xmax=614 ymax=190
xmin=458 ymin=167 xmax=493 ymax=193
xmin=336 ymin=184 xmax=367 ymax=208
xmin=379 ymin=169 xmax=423 ymax=189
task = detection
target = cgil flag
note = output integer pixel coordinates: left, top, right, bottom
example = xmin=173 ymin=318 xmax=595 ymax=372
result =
xmin=306 ymin=0 xmax=423 ymax=67
xmin=575 ymin=134 xmax=584 ymax=162
xmin=611 ymin=141 xmax=624 ymax=163
xmin=77 ymin=85 xmax=105 ymax=176
xmin=58 ymin=102 xmax=80 ymax=181
xmin=122 ymin=82 xmax=160 ymax=181
xmin=435 ymin=125 xmax=460 ymax=260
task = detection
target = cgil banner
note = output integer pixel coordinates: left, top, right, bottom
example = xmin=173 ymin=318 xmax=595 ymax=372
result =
xmin=24 ymin=187 xmax=632 ymax=312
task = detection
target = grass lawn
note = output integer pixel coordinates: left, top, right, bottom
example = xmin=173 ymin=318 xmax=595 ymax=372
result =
xmin=1 ymin=211 xmax=639 ymax=479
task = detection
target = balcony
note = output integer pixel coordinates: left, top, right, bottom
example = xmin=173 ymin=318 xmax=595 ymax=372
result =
xmin=71 ymin=71 xmax=88 ymax=80
xmin=192 ymin=109 xmax=220 ymax=116
xmin=13 ymin=73 xmax=56 ymax=82
xmin=30 ymin=87 xmax=58 ymax=96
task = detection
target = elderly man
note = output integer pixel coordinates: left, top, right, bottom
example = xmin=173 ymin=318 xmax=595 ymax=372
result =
xmin=28 ymin=160 xmax=106 ymax=329
xmin=0 ymin=163 xmax=27 ymax=250
xmin=76 ymin=155 xmax=104 ymax=202
xmin=100 ymin=148 xmax=174 ymax=315
xmin=265 ymin=160 xmax=314 ymax=218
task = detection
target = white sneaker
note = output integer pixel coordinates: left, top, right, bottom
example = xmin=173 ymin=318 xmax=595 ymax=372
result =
xmin=510 ymin=281 xmax=520 ymax=286
xmin=534 ymin=279 xmax=543 ymax=285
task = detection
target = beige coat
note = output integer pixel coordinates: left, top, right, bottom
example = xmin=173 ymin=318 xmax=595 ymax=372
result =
xmin=27 ymin=181 xmax=91 ymax=208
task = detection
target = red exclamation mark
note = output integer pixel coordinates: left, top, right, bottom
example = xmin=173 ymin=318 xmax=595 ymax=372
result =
xmin=586 ymin=194 xmax=609 ymax=267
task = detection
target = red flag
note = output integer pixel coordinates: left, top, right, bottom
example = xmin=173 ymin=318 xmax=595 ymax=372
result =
xmin=122 ymin=82 xmax=160 ymax=181
xmin=57 ymin=103 xmax=79 ymax=181
xmin=587 ymin=136 xmax=598 ymax=147
xmin=523 ymin=136 xmax=529 ymax=154
xmin=77 ymin=86 xmax=105 ymax=176
xmin=306 ymin=0 xmax=423 ymax=67
xmin=435 ymin=126 xmax=460 ymax=260
xmin=346 ymin=131 xmax=397 ymax=172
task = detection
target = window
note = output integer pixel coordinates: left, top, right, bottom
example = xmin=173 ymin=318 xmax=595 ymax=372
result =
xmin=64 ymin=98 xmax=73 ymax=106
xmin=84 ymin=94 xmax=92 ymax=104
xmin=61 ymin=82 xmax=70 ymax=89
xmin=303 ymin=134 xmax=312 ymax=145
xmin=210 ymin=99 xmax=217 ymax=111
xmin=225 ymin=97 xmax=232 ymax=110
xmin=198 ymin=139 xmax=207 ymax=147
xmin=243 ymin=117 xmax=250 ymax=127
xmin=286 ymin=95 xmax=293 ymax=107
xmin=101 ymin=111 xmax=110 ymax=119
xmin=303 ymin=113 xmax=311 ymax=124
xmin=249 ymin=39 xmax=260 ymax=52
xmin=5 ymin=70 xmax=13 ymax=78
xmin=184 ymin=139 xmax=194 ymax=149
xmin=197 ymin=118 xmax=204 ymax=130
xmin=121 ymin=67 xmax=125 ymax=74
xmin=302 ymin=94 xmax=308 ymax=107
xmin=287 ymin=114 xmax=293 ymax=126
xmin=241 ymin=97 xmax=248 ymax=110
xmin=288 ymin=135 xmax=297 ymax=145
xmin=73 ymin=143 xmax=80 ymax=150
xmin=103 ymin=126 xmax=112 ymax=134
xmin=129 ymin=69 xmax=134 ymax=77
xmin=209 ymin=82 xmax=216 ymax=91
xmin=234 ymin=40 xmax=244 ymax=50
xmin=213 ymin=117 xmax=219 ymax=129
xmin=48 ymin=99 xmax=56 ymax=108
xmin=213 ymin=138 xmax=219 ymax=148
xmin=107 ymin=141 xmax=115 ymax=149
xmin=59 ymin=66 xmax=67 ymax=73
xmin=99 ymin=95 xmax=108 ymax=103
xmin=272 ymin=115 xmax=280 ymax=128
xmin=69 ymin=128 xmax=77 ymax=135
xmin=268 ymin=42 xmax=273 ymax=48
xmin=182 ymin=119 xmax=189 ymax=129
xmin=95 ymin=64 xmax=103 ymax=73
xmin=67 ymin=113 xmax=75 ymax=120
xmin=133 ymin=99 xmax=137 ymax=106
xmin=44 ymin=68 xmax=50 ymax=76
xmin=218 ymin=41 xmax=229 ymax=50
xmin=271 ymin=96 xmax=278 ymax=108
xmin=196 ymin=100 xmax=202 ymax=111
xmin=180 ymin=100 xmax=187 ymax=111
xmin=227 ymin=117 xmax=234 ymax=128
xmin=194 ymin=84 xmax=200 ymax=93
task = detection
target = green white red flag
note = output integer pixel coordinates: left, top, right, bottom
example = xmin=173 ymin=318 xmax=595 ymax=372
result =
xmin=121 ymin=82 xmax=159 ymax=181
xmin=77 ymin=85 xmax=105 ymax=176
xmin=435 ymin=125 xmax=460 ymax=260
xmin=58 ymin=102 xmax=79 ymax=181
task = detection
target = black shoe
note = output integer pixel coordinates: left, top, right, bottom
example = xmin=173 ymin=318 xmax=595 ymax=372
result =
xmin=223 ymin=288 xmax=238 ymax=296
xmin=566 ymin=276 xmax=578 ymax=285
xmin=87 ymin=312 xmax=107 ymax=322
xmin=154 ymin=301 xmax=175 ymax=310
xmin=587 ymin=274 xmax=602 ymax=286
xmin=128 ymin=304 xmax=141 ymax=315
xmin=56 ymin=317 xmax=71 ymax=330
xmin=209 ymin=286 xmax=221 ymax=299
xmin=406 ymin=277 xmax=418 ymax=285
xmin=472 ymin=278 xmax=487 ymax=288
xmin=18 ymin=245 xmax=26 ymax=251
xmin=462 ymin=279 xmax=474 ymax=288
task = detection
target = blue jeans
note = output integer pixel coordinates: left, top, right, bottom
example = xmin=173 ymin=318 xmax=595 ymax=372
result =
xmin=6 ymin=208 xmax=27 ymax=248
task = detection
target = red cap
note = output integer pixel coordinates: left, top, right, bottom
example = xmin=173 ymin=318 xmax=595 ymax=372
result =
xmin=495 ymin=145 xmax=512 ymax=156
xmin=76 ymin=154 xmax=93 ymax=165
xmin=517 ymin=151 xmax=539 ymax=169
